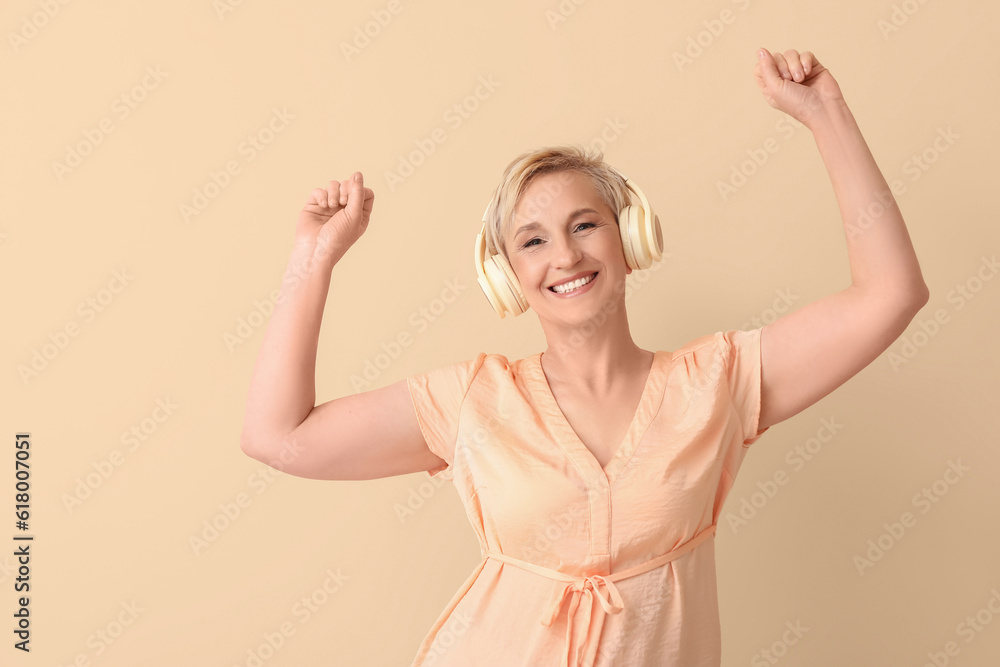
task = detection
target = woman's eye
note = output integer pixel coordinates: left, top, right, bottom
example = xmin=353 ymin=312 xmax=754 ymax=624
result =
xmin=521 ymin=223 xmax=596 ymax=249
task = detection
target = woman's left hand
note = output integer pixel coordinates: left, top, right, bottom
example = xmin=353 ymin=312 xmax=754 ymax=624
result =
xmin=753 ymin=48 xmax=845 ymax=127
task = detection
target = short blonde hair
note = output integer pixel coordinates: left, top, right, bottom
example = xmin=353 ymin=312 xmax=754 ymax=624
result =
xmin=483 ymin=144 xmax=633 ymax=263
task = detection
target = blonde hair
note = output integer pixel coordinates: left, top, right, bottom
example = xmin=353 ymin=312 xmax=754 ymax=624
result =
xmin=483 ymin=144 xmax=633 ymax=263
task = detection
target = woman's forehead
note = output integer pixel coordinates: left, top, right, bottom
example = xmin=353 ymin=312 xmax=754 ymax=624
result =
xmin=516 ymin=171 xmax=605 ymax=217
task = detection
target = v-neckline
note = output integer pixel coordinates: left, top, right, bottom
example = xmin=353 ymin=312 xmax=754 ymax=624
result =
xmin=527 ymin=351 xmax=667 ymax=485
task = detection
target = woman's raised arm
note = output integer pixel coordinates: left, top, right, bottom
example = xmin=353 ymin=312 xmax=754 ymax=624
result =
xmin=749 ymin=48 xmax=930 ymax=431
xmin=238 ymin=173 xmax=444 ymax=479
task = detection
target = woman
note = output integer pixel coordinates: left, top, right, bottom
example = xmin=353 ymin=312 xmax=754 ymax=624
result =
xmin=240 ymin=48 xmax=929 ymax=667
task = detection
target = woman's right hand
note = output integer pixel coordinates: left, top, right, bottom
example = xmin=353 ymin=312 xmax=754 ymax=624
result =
xmin=294 ymin=171 xmax=375 ymax=263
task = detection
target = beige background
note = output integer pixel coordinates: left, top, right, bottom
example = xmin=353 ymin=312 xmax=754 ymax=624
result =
xmin=3 ymin=0 xmax=998 ymax=665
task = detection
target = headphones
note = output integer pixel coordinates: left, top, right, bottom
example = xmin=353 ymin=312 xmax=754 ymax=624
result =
xmin=474 ymin=169 xmax=664 ymax=318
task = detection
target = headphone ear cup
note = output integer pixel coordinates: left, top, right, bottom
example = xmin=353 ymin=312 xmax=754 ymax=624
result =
xmin=618 ymin=205 xmax=639 ymax=270
xmin=647 ymin=212 xmax=664 ymax=263
xmin=476 ymin=273 xmax=506 ymax=317
xmin=485 ymin=253 xmax=528 ymax=317
xmin=475 ymin=222 xmax=527 ymax=319
xmin=619 ymin=176 xmax=664 ymax=270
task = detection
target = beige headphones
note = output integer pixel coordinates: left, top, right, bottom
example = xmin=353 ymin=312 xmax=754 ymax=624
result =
xmin=474 ymin=169 xmax=663 ymax=318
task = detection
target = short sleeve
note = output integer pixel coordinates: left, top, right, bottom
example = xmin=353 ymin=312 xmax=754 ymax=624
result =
xmin=405 ymin=353 xmax=488 ymax=479
xmin=716 ymin=327 xmax=770 ymax=446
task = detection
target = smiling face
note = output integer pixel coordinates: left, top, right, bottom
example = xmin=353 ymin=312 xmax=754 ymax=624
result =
xmin=504 ymin=169 xmax=631 ymax=323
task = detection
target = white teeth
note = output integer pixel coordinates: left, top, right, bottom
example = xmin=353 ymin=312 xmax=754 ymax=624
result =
xmin=551 ymin=273 xmax=596 ymax=293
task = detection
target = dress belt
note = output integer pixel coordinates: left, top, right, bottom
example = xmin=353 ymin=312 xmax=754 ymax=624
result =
xmin=482 ymin=524 xmax=717 ymax=667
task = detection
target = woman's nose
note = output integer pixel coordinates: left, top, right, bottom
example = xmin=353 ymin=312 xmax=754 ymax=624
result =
xmin=551 ymin=234 xmax=582 ymax=267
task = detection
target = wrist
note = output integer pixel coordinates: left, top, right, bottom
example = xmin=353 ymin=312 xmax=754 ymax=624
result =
xmin=291 ymin=234 xmax=348 ymax=266
xmin=283 ymin=240 xmax=339 ymax=292
xmin=804 ymin=97 xmax=851 ymax=133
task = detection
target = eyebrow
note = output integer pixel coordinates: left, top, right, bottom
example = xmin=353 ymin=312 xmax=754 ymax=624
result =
xmin=512 ymin=208 xmax=600 ymax=239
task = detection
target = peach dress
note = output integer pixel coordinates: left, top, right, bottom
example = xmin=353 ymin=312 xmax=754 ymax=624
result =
xmin=405 ymin=328 xmax=769 ymax=667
